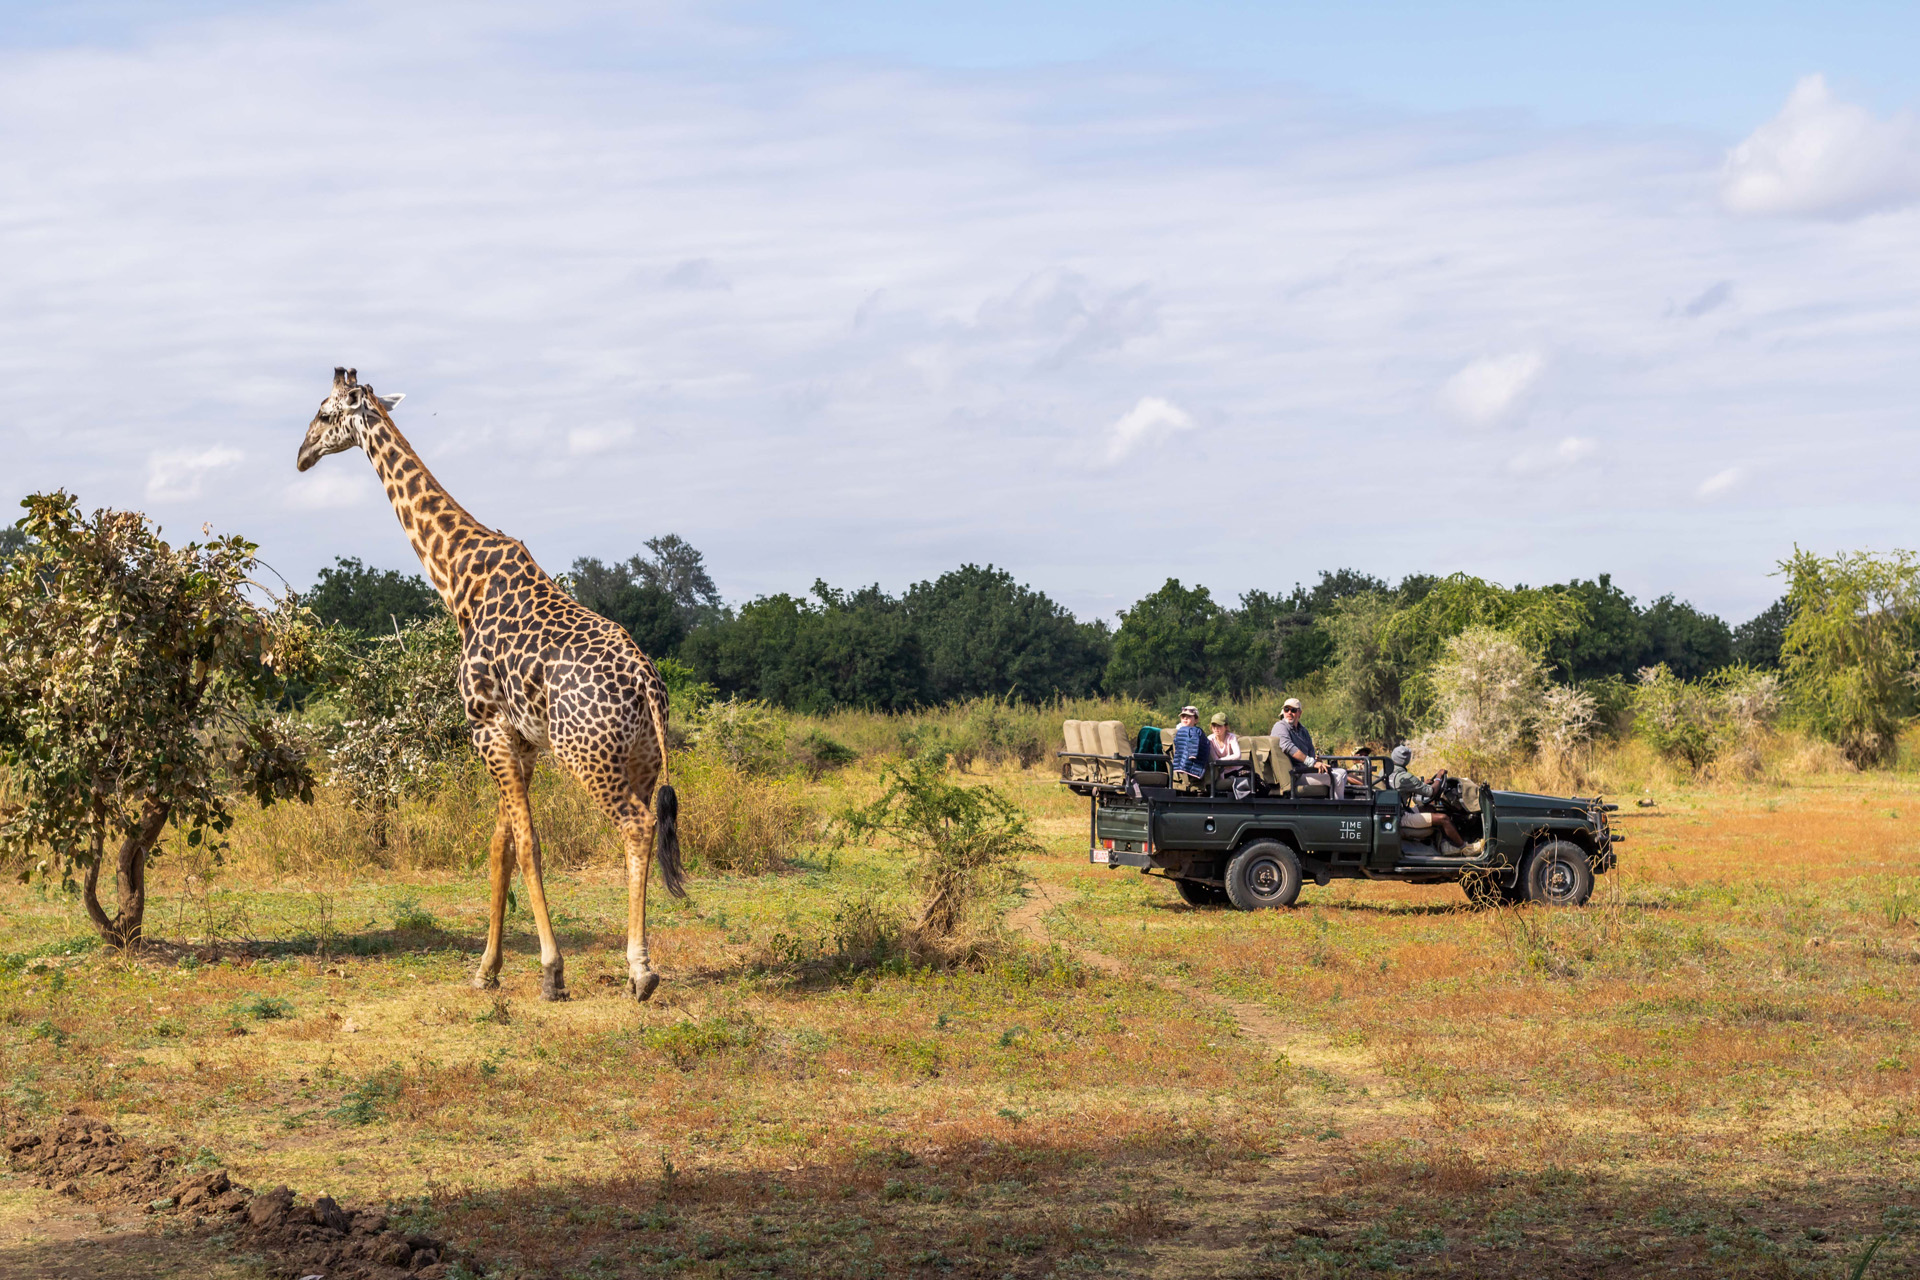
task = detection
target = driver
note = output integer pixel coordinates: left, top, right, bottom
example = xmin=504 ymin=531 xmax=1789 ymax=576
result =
xmin=1386 ymin=745 xmax=1477 ymax=853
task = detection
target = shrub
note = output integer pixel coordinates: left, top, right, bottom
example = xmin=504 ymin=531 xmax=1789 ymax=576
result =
xmin=1632 ymin=665 xmax=1722 ymax=769
xmin=1427 ymin=627 xmax=1545 ymax=764
xmin=840 ymin=752 xmax=1039 ymax=942
xmin=792 ymin=729 xmax=857 ymax=780
xmin=686 ymin=697 xmax=789 ymax=776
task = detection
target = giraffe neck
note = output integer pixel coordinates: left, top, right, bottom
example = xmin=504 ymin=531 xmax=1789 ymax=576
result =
xmin=361 ymin=414 xmax=490 ymax=613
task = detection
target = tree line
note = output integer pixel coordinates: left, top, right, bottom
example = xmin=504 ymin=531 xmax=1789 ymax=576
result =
xmin=298 ymin=538 xmax=1792 ymax=713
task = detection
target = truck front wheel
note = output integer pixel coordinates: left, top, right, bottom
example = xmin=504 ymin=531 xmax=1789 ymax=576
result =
xmin=1225 ymin=841 xmax=1303 ymax=911
xmin=1522 ymin=840 xmax=1594 ymax=907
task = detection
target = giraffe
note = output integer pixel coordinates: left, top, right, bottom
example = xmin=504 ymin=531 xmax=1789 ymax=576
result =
xmin=296 ymin=367 xmax=686 ymax=1002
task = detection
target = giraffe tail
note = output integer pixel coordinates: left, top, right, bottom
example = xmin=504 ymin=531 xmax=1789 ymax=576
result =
xmin=650 ymin=705 xmax=688 ymax=900
xmin=654 ymin=781 xmax=686 ymax=900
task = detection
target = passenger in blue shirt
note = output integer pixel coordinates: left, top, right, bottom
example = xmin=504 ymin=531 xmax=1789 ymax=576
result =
xmin=1170 ymin=705 xmax=1209 ymax=780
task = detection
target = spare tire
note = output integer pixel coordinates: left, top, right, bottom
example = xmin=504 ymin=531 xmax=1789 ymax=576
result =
xmin=1224 ymin=840 xmax=1303 ymax=911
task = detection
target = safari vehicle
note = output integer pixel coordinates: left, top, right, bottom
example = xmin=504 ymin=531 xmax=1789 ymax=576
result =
xmin=1058 ymin=720 xmax=1619 ymax=909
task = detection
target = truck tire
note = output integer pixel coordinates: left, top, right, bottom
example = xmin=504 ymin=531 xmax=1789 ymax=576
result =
xmin=1522 ymin=840 xmax=1594 ymax=907
xmin=1224 ymin=840 xmax=1303 ymax=911
xmin=1175 ymin=879 xmax=1231 ymax=908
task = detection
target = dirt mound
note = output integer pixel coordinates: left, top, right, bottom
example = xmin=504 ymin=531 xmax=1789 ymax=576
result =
xmin=6 ymin=1112 xmax=469 ymax=1280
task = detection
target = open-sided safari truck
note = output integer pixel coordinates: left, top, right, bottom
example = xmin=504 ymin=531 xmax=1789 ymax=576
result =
xmin=1059 ymin=719 xmax=1620 ymax=910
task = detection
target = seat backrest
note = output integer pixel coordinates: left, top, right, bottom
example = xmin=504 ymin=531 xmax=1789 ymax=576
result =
xmin=1093 ymin=720 xmax=1128 ymax=783
xmin=1061 ymin=720 xmax=1091 ymax=781
xmin=1241 ymin=735 xmax=1285 ymax=785
xmin=1294 ymin=779 xmax=1332 ymax=799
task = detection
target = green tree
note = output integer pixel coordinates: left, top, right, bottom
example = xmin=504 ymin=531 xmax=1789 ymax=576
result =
xmin=1106 ymin=578 xmax=1263 ymax=699
xmin=1639 ymin=595 xmax=1733 ymax=680
xmin=1323 ymin=592 xmax=1411 ymax=743
xmin=683 ymin=584 xmax=931 ymax=713
xmin=303 ymin=555 xmax=440 ymax=638
xmin=1779 ymin=548 xmax=1920 ymax=764
xmin=1732 ymin=596 xmax=1793 ymax=669
xmin=1551 ymin=574 xmax=1645 ymax=682
xmin=903 ymin=564 xmax=1107 ymax=702
xmin=1240 ymin=568 xmax=1388 ymax=684
xmin=0 ymin=493 xmax=316 ymax=947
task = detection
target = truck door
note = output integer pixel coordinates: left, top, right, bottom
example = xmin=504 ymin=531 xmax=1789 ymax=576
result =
xmin=1368 ymin=790 xmax=1403 ymax=868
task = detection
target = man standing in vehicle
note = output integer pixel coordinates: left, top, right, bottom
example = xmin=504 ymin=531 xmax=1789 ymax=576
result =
xmin=1270 ymin=697 xmax=1345 ymax=799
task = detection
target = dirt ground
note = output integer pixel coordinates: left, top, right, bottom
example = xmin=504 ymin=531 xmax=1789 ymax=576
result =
xmin=3 ymin=763 xmax=1918 ymax=1277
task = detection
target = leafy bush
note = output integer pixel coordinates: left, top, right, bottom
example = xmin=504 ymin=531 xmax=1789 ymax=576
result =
xmin=1632 ymin=665 xmax=1723 ymax=769
xmin=1779 ymin=548 xmax=1920 ymax=765
xmin=390 ymin=895 xmax=438 ymax=932
xmin=317 ymin=612 xmax=467 ymax=848
xmin=686 ymin=697 xmax=789 ymax=776
xmin=1427 ymin=627 xmax=1544 ymax=763
xmin=841 ymin=752 xmax=1038 ymax=941
xmin=792 ymin=729 xmax=857 ymax=779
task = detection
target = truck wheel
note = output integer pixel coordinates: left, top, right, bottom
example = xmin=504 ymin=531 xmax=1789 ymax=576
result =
xmin=1175 ymin=879 xmax=1231 ymax=908
xmin=1225 ymin=841 xmax=1302 ymax=911
xmin=1522 ymin=840 xmax=1594 ymax=907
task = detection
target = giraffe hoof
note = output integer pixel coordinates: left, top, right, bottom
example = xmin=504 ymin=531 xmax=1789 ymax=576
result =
xmin=540 ymin=960 xmax=569 ymax=1002
xmin=471 ymin=974 xmax=500 ymax=991
xmin=629 ymin=970 xmax=660 ymax=1003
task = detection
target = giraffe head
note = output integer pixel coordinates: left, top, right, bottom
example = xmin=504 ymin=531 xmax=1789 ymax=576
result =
xmin=296 ymin=366 xmax=406 ymax=471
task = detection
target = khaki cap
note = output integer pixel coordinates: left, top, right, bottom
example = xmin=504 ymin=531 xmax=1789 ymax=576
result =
xmin=1209 ymin=712 xmax=1228 ymax=726
xmin=1282 ymin=697 xmax=1302 ymax=710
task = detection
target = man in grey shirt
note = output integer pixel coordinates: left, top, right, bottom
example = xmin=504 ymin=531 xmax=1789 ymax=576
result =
xmin=1270 ymin=697 xmax=1345 ymax=798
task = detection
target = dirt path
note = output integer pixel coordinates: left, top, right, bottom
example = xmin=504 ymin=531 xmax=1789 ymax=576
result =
xmin=1009 ymin=875 xmax=1404 ymax=1108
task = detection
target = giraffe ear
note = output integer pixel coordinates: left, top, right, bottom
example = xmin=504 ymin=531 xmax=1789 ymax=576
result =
xmin=377 ymin=393 xmax=405 ymax=411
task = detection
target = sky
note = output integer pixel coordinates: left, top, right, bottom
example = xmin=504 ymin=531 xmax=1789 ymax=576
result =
xmin=2 ymin=2 xmax=1917 ymax=626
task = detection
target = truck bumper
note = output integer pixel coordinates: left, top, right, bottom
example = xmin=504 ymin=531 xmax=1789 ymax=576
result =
xmin=1090 ymin=848 xmax=1152 ymax=869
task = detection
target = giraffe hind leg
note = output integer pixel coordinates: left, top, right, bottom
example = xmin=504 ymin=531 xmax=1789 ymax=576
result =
xmin=472 ymin=815 xmax=513 ymax=990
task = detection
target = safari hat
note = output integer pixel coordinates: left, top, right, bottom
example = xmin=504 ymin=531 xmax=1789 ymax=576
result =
xmin=1282 ymin=697 xmax=1303 ymax=711
xmin=1209 ymin=712 xmax=1228 ymax=726
xmin=1179 ymin=705 xmax=1199 ymax=718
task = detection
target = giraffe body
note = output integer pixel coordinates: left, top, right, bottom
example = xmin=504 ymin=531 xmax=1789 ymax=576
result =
xmin=298 ymin=367 xmax=684 ymax=1002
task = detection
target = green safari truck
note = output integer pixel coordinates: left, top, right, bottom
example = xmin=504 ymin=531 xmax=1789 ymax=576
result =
xmin=1062 ymin=736 xmax=1619 ymax=909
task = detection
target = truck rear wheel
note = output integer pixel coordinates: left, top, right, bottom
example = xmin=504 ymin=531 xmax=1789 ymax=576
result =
xmin=1175 ymin=879 xmax=1231 ymax=908
xmin=1225 ymin=840 xmax=1303 ymax=911
xmin=1522 ymin=840 xmax=1594 ymax=907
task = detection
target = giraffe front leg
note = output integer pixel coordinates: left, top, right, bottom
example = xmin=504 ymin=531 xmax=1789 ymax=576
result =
xmin=472 ymin=817 xmax=513 ymax=990
xmin=624 ymin=814 xmax=659 ymax=1002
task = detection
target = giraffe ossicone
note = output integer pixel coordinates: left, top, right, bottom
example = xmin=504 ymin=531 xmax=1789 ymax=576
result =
xmin=297 ymin=365 xmax=685 ymax=1003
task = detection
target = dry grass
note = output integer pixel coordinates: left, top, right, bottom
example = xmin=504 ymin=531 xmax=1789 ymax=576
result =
xmin=4 ymin=729 xmax=1919 ymax=1276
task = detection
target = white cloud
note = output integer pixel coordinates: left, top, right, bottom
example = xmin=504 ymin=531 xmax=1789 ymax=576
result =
xmin=567 ymin=425 xmax=635 ymax=456
xmin=0 ymin=9 xmax=1914 ymax=620
xmin=145 ymin=446 xmax=242 ymax=502
xmin=1721 ymin=75 xmax=1920 ymax=218
xmin=1506 ymin=435 xmax=1595 ymax=476
xmin=286 ymin=469 xmax=379 ymax=511
xmin=1697 ymin=467 xmax=1745 ymax=500
xmin=1441 ymin=352 xmax=1543 ymax=428
xmin=662 ymin=258 xmax=730 ymax=291
xmin=1105 ymin=396 xmax=1195 ymax=463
